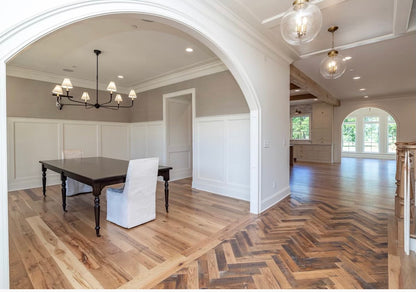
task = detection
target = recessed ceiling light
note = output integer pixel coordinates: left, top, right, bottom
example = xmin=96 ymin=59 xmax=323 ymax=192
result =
xmin=314 ymin=98 xmax=318 ymax=101
xmin=349 ymin=69 xmax=355 ymax=72
xmin=117 ymin=75 xmax=124 ymax=79
xmin=294 ymin=89 xmax=301 ymax=92
xmin=364 ymin=95 xmax=369 ymax=98
xmin=353 ymin=76 xmax=361 ymax=80
xmin=343 ymin=56 xmax=352 ymax=61
xmin=359 ymin=88 xmax=366 ymax=91
xmin=185 ymin=47 xmax=193 ymax=53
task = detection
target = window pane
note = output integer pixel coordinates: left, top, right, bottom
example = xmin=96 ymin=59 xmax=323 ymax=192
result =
xmin=364 ymin=116 xmax=379 ymax=122
xmin=388 ymin=122 xmax=397 ymax=153
xmin=291 ymin=116 xmax=310 ymax=140
xmin=342 ymin=123 xmax=356 ymax=152
xmin=364 ymin=123 xmax=379 ymax=152
xmin=388 ymin=115 xmax=395 ymax=122
xmin=344 ymin=117 xmax=356 ymax=123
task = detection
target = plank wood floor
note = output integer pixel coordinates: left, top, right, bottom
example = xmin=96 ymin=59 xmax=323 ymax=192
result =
xmin=8 ymin=178 xmax=250 ymax=289
xmin=9 ymin=158 xmax=415 ymax=288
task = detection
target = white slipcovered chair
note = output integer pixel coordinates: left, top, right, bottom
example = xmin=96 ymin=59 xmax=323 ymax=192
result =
xmin=62 ymin=149 xmax=92 ymax=196
xmin=106 ymin=157 xmax=159 ymax=229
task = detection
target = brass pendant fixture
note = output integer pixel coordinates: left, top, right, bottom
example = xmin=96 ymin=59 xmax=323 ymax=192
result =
xmin=319 ymin=26 xmax=346 ymax=79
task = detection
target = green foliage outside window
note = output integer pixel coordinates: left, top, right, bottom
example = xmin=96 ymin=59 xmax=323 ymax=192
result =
xmin=388 ymin=118 xmax=397 ymax=153
xmin=291 ymin=116 xmax=310 ymax=140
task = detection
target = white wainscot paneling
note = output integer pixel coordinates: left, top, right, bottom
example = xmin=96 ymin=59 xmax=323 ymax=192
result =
xmin=7 ymin=118 xmax=131 ymax=191
xmin=193 ymin=114 xmax=250 ymax=201
xmin=130 ymin=121 xmax=164 ymax=162
xmin=101 ymin=124 xmax=129 ymax=160
xmin=63 ymin=123 xmax=98 ymax=157
xmin=8 ymin=119 xmax=61 ymax=190
xmin=147 ymin=122 xmax=164 ymax=161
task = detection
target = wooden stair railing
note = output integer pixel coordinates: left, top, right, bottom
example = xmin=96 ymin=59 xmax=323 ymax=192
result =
xmin=395 ymin=142 xmax=416 ymax=255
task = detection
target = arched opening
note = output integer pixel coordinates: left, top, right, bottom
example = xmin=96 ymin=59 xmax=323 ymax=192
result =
xmin=341 ymin=107 xmax=398 ymax=159
xmin=0 ymin=2 xmax=292 ymax=288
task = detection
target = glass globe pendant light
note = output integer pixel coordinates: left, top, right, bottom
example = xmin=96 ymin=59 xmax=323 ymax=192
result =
xmin=280 ymin=0 xmax=322 ymax=46
xmin=320 ymin=26 xmax=346 ymax=79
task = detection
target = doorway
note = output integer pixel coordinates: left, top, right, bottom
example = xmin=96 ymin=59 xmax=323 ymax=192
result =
xmin=163 ymin=88 xmax=195 ymax=181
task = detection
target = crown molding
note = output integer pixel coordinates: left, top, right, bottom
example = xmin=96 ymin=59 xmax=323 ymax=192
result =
xmin=6 ymin=65 xmax=130 ymax=93
xmin=132 ymin=59 xmax=227 ymax=93
xmin=7 ymin=59 xmax=228 ymax=95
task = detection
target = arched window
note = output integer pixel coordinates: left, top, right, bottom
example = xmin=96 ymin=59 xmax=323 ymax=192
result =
xmin=342 ymin=107 xmax=397 ymax=157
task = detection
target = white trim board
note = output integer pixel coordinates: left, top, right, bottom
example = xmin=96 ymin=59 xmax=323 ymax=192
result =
xmin=163 ymin=88 xmax=196 ymax=181
xmin=341 ymin=152 xmax=395 ymax=160
xmin=261 ymin=186 xmax=291 ymax=213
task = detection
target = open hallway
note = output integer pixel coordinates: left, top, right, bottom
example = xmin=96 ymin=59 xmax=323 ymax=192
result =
xmin=9 ymin=157 xmax=411 ymax=289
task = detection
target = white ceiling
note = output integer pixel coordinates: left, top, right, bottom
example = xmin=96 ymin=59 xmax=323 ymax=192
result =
xmin=7 ymin=1 xmax=416 ymax=101
xmin=226 ymin=0 xmax=416 ymax=100
xmin=8 ymin=14 xmax=217 ymax=90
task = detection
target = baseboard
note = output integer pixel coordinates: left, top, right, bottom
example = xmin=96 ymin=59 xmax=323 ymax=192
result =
xmin=342 ymin=153 xmax=395 ymax=160
xmin=192 ymin=179 xmax=249 ymax=201
xmin=261 ymin=186 xmax=291 ymax=213
xmin=8 ymin=174 xmax=60 ymax=191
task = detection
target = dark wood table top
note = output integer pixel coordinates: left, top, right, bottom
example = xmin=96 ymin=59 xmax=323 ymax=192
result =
xmin=40 ymin=157 xmax=172 ymax=183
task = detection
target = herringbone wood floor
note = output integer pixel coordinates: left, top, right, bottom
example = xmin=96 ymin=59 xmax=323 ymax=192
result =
xmin=154 ymin=158 xmax=397 ymax=289
xmin=9 ymin=158 xmax=406 ymax=288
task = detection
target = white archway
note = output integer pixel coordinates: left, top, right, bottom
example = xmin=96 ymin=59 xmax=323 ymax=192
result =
xmin=0 ymin=1 xmax=281 ymax=287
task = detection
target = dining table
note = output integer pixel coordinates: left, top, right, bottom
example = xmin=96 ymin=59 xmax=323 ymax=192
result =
xmin=39 ymin=157 xmax=172 ymax=237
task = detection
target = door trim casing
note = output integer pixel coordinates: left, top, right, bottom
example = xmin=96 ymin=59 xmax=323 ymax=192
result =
xmin=163 ymin=88 xmax=196 ymax=180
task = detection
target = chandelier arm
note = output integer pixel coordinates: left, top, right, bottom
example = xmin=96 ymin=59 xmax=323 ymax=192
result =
xmin=66 ymin=96 xmax=92 ymax=105
xmin=53 ymin=93 xmax=73 ymax=98
xmin=101 ymin=93 xmax=114 ymax=105
xmin=95 ymin=105 xmax=120 ymax=110
xmin=101 ymin=99 xmax=134 ymax=109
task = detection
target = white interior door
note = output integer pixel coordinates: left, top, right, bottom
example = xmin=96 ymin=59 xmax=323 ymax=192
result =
xmin=166 ymin=94 xmax=192 ymax=180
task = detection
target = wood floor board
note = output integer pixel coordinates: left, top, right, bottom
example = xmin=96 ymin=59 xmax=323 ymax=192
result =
xmin=9 ymin=158 xmax=416 ymax=288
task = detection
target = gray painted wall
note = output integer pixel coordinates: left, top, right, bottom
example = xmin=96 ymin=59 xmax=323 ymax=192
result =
xmin=7 ymin=76 xmax=132 ymax=122
xmin=7 ymin=70 xmax=249 ymax=122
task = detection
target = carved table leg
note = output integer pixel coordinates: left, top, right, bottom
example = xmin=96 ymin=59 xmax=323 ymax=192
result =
xmin=163 ymin=171 xmax=170 ymax=213
xmin=42 ymin=164 xmax=47 ymax=197
xmin=164 ymin=180 xmax=169 ymax=213
xmin=61 ymin=173 xmax=67 ymax=212
xmin=93 ymin=184 xmax=103 ymax=237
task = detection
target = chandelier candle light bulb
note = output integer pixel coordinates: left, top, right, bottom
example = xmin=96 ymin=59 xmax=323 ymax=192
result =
xmin=128 ymin=89 xmax=137 ymax=99
xmin=81 ymin=92 xmax=90 ymax=102
xmin=281 ymin=0 xmax=322 ymax=46
xmin=106 ymin=81 xmax=117 ymax=93
xmin=52 ymin=85 xmax=63 ymax=96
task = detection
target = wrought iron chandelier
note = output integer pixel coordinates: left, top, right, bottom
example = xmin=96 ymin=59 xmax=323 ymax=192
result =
xmin=52 ymin=49 xmax=136 ymax=110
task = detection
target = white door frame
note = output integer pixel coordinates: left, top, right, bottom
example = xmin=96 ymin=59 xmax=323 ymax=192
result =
xmin=162 ymin=88 xmax=196 ymax=180
xmin=0 ymin=2 xmax=264 ymax=287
